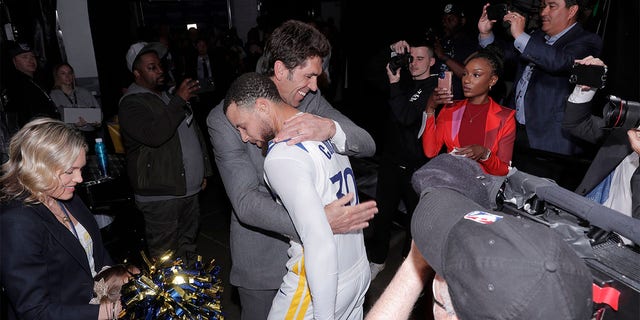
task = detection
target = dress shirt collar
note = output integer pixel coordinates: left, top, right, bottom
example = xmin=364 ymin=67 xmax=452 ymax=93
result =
xmin=545 ymin=22 xmax=577 ymax=45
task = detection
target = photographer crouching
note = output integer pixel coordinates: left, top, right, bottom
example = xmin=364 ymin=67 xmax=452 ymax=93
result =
xmin=562 ymin=56 xmax=640 ymax=225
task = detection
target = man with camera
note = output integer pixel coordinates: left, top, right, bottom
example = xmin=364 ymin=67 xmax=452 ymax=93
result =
xmin=433 ymin=2 xmax=478 ymax=100
xmin=563 ymin=56 xmax=640 ymax=221
xmin=366 ymin=38 xmax=438 ymax=281
xmin=478 ymin=1 xmax=602 ymax=156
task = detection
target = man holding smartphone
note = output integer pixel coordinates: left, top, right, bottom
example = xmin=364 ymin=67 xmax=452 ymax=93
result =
xmin=478 ymin=0 xmax=602 ymax=157
xmin=366 ymin=37 xmax=438 ymax=281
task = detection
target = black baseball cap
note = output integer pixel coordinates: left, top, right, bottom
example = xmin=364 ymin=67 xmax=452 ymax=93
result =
xmin=7 ymin=41 xmax=33 ymax=58
xmin=411 ymin=188 xmax=593 ymax=319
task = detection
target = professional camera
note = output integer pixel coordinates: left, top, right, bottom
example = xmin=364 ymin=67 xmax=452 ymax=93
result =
xmin=603 ymin=95 xmax=640 ymax=129
xmin=389 ymin=51 xmax=413 ymax=76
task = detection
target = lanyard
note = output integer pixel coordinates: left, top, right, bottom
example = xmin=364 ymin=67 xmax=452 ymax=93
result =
xmin=63 ymin=90 xmax=78 ymax=106
xmin=58 ymin=201 xmax=79 ymax=239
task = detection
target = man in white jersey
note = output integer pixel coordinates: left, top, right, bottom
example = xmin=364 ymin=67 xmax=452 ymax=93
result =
xmin=224 ymin=72 xmax=370 ymax=320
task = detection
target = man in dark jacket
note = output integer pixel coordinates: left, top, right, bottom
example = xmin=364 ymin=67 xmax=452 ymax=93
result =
xmin=119 ymin=41 xmax=213 ymax=259
xmin=366 ymin=37 xmax=438 ymax=280
xmin=4 ymin=41 xmax=59 ymax=133
xmin=478 ymin=0 xmax=602 ymax=156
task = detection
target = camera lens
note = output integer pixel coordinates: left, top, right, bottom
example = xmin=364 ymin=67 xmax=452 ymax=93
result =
xmin=603 ymin=95 xmax=640 ymax=129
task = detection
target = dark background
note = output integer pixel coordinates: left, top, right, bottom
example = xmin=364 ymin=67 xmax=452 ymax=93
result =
xmin=1 ymin=0 xmax=638 ymax=146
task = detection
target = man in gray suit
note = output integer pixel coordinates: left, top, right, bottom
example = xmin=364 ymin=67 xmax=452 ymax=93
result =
xmin=207 ymin=20 xmax=378 ymax=319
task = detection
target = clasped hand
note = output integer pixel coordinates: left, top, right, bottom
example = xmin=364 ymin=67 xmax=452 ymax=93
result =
xmin=273 ymin=112 xmax=336 ymax=145
xmin=452 ymin=145 xmax=489 ymax=161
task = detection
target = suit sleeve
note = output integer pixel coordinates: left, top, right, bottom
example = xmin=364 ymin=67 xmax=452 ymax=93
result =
xmin=422 ymin=110 xmax=445 ymax=158
xmin=562 ymin=100 xmax=607 ymax=145
xmin=264 ymin=149 xmax=338 ymax=320
xmin=303 ymin=93 xmax=376 ymax=157
xmin=481 ymin=111 xmax=516 ymax=176
xmin=521 ymin=29 xmax=602 ymax=74
xmin=207 ymin=104 xmax=298 ymax=239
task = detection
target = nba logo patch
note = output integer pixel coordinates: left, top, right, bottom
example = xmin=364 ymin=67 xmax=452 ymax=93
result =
xmin=463 ymin=211 xmax=503 ymax=225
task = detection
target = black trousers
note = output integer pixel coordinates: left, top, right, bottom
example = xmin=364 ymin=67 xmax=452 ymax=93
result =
xmin=136 ymin=193 xmax=200 ymax=259
xmin=366 ymin=161 xmax=419 ymax=264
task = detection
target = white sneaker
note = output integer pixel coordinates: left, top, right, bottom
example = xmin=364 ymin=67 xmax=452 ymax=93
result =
xmin=369 ymin=262 xmax=386 ymax=281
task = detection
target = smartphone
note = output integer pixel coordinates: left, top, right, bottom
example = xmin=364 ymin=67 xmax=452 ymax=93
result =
xmin=569 ymin=64 xmax=607 ymax=89
xmin=486 ymin=3 xmax=509 ymax=21
xmin=438 ymin=71 xmax=452 ymax=92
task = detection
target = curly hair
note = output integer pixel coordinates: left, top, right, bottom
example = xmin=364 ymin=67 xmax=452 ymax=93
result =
xmin=223 ymin=72 xmax=283 ymax=114
xmin=0 ymin=117 xmax=87 ymax=204
xmin=258 ymin=20 xmax=331 ymax=77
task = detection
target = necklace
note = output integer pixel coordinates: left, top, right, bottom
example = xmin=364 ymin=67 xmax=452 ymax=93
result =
xmin=58 ymin=202 xmax=79 ymax=239
xmin=58 ymin=213 xmax=71 ymax=223
xmin=465 ymin=105 xmax=488 ymax=123
xmin=46 ymin=200 xmax=78 ymax=238
xmin=50 ymin=207 xmax=70 ymax=223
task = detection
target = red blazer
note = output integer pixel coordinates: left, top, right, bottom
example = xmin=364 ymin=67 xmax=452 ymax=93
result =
xmin=422 ymin=98 xmax=516 ymax=176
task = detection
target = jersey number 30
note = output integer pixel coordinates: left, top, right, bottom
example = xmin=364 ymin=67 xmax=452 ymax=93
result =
xmin=329 ymin=167 xmax=359 ymax=204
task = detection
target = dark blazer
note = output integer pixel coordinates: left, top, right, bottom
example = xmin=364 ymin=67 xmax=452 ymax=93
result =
xmin=1 ymin=196 xmax=113 ymax=320
xmin=505 ymin=24 xmax=602 ymax=155
xmin=563 ymin=99 xmax=639 ymax=219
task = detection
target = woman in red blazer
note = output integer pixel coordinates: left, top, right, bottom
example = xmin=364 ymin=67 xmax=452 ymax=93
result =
xmin=422 ymin=47 xmax=515 ymax=176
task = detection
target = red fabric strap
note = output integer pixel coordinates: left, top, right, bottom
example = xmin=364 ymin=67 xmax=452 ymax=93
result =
xmin=592 ymin=283 xmax=620 ymax=311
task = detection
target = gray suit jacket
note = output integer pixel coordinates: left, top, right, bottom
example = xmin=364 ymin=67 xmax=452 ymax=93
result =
xmin=207 ymin=91 xmax=376 ymax=289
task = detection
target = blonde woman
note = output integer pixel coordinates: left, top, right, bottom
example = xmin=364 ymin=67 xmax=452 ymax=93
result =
xmin=50 ymin=63 xmax=102 ymax=134
xmin=0 ymin=118 xmax=118 ymax=320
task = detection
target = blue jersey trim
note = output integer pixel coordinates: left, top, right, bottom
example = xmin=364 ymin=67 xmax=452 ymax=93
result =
xmin=267 ymin=139 xmax=309 ymax=154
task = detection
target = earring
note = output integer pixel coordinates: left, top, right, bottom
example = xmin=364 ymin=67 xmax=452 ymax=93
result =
xmin=489 ymin=85 xmax=492 ymax=91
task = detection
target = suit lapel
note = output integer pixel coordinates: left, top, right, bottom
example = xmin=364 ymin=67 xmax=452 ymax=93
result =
xmin=550 ymin=24 xmax=583 ymax=48
xmin=36 ymin=202 xmax=94 ymax=277
xmin=579 ymin=129 xmax=634 ymax=193
xmin=483 ymin=99 xmax=504 ymax=148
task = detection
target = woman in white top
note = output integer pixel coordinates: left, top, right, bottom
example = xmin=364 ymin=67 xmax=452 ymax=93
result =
xmin=50 ymin=63 xmax=102 ymax=133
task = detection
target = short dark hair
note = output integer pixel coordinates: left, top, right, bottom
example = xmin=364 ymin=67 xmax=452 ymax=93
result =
xmin=408 ymin=37 xmax=435 ymax=59
xmin=465 ymin=44 xmax=504 ymax=78
xmin=223 ymin=72 xmax=283 ymax=114
xmin=546 ymin=0 xmax=584 ymax=20
xmin=258 ymin=20 xmax=331 ymax=76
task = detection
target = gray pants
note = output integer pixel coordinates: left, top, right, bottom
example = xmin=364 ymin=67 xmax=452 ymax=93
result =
xmin=237 ymin=287 xmax=277 ymax=320
xmin=136 ymin=194 xmax=200 ymax=259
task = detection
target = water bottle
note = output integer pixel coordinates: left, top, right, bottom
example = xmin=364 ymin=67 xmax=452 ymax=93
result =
xmin=94 ymin=138 xmax=109 ymax=177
